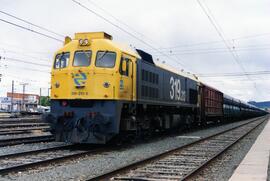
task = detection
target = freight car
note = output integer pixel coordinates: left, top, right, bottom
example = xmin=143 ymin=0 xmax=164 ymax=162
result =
xmin=199 ymin=83 xmax=223 ymax=124
xmin=45 ymin=32 xmax=267 ymax=144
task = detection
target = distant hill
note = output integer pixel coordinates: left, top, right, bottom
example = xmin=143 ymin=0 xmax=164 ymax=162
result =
xmin=248 ymin=101 xmax=270 ymax=109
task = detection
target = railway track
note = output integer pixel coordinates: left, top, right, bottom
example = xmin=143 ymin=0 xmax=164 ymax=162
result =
xmin=0 ymin=117 xmax=51 ymax=136
xmin=0 ymin=135 xmax=54 ymax=147
xmin=0 ymin=122 xmax=49 ymax=129
xmin=0 ymin=117 xmax=41 ymax=122
xmin=0 ymin=126 xmax=51 ymax=135
xmin=0 ymin=144 xmax=107 ymax=175
xmin=89 ymin=116 xmax=268 ymax=181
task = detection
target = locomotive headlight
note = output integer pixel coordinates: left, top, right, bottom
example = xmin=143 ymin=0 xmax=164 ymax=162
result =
xmin=83 ymin=39 xmax=89 ymax=45
xmin=79 ymin=39 xmax=84 ymax=46
xmin=79 ymin=39 xmax=89 ymax=46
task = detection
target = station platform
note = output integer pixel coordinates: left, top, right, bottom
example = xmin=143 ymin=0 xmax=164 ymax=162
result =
xmin=229 ymin=117 xmax=270 ymax=181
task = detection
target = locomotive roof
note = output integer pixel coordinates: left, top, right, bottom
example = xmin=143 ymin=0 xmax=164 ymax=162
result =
xmin=59 ymin=32 xmax=141 ymax=58
xmin=155 ymin=62 xmax=199 ymax=82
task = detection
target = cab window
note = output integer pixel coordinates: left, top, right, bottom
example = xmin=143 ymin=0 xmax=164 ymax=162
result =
xmin=73 ymin=51 xmax=92 ymax=67
xmin=95 ymin=51 xmax=116 ymax=68
xmin=119 ymin=57 xmax=129 ymax=76
xmin=54 ymin=52 xmax=70 ymax=69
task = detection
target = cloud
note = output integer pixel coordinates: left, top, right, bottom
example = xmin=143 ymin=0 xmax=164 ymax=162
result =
xmin=0 ymin=0 xmax=269 ymax=101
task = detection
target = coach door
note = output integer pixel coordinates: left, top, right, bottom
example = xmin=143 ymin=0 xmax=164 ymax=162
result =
xmin=119 ymin=54 xmax=133 ymax=100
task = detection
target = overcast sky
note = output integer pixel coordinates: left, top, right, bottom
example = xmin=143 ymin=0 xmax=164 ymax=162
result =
xmin=0 ymin=0 xmax=269 ymax=102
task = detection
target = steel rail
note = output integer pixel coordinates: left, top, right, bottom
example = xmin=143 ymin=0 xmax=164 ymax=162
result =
xmin=0 ymin=147 xmax=108 ymax=175
xmin=87 ymin=116 xmax=267 ymax=181
xmin=0 ymin=144 xmax=74 ymax=159
xmin=0 ymin=120 xmax=43 ymax=124
xmin=0 ymin=123 xmax=48 ymax=129
xmin=0 ymin=135 xmax=54 ymax=147
xmin=181 ymin=116 xmax=268 ymax=180
xmin=0 ymin=126 xmax=51 ymax=135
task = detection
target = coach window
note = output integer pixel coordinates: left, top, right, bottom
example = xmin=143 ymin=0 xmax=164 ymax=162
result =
xmin=54 ymin=52 xmax=70 ymax=69
xmin=73 ymin=51 xmax=92 ymax=67
xmin=119 ymin=57 xmax=129 ymax=76
xmin=95 ymin=51 xmax=116 ymax=68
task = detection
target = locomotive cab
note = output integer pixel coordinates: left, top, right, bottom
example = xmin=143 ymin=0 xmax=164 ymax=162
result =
xmin=51 ymin=32 xmax=137 ymax=101
xmin=48 ymin=32 xmax=139 ymax=144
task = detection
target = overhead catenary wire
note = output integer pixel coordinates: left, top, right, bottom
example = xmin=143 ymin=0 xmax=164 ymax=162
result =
xmin=1 ymin=56 xmax=51 ymax=67
xmin=0 ymin=57 xmax=51 ymax=74
xmin=151 ymin=43 xmax=270 ymax=55
xmin=3 ymin=64 xmax=50 ymax=74
xmin=143 ymin=32 xmax=270 ymax=52
xmin=196 ymin=0 xmax=261 ymax=88
xmin=0 ymin=41 xmax=53 ymax=55
xmin=2 ymin=73 xmax=50 ymax=84
xmin=0 ymin=10 xmax=65 ymax=38
xmin=87 ymin=0 xmax=151 ymax=41
xmin=197 ymin=0 xmax=245 ymax=72
xmin=0 ymin=48 xmax=51 ymax=63
xmin=86 ymin=0 xmax=170 ymax=50
xmin=152 ymin=47 xmax=270 ymax=56
xmin=0 ymin=18 xmax=63 ymax=42
xmin=197 ymin=70 xmax=270 ymax=77
xmin=72 ymin=0 xmax=194 ymax=73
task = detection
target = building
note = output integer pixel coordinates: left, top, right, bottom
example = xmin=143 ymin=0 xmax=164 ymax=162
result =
xmin=4 ymin=92 xmax=40 ymax=112
xmin=0 ymin=97 xmax=11 ymax=111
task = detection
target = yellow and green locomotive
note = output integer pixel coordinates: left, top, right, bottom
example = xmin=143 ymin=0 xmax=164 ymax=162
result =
xmin=46 ymin=32 xmax=266 ymax=144
xmin=47 ymin=32 xmax=199 ymax=144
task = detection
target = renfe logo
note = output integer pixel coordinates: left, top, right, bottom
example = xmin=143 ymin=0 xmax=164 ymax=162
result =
xmin=74 ymin=72 xmax=87 ymax=86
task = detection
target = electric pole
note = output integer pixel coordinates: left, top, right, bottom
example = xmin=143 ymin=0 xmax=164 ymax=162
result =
xmin=39 ymin=88 xmax=42 ymax=105
xmin=11 ymin=80 xmax=14 ymax=113
xmin=47 ymin=88 xmax=50 ymax=97
xmin=20 ymin=83 xmax=28 ymax=112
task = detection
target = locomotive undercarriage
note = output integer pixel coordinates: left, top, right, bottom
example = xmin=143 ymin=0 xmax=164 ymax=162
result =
xmin=118 ymin=103 xmax=198 ymax=142
xmin=45 ymin=100 xmax=198 ymax=144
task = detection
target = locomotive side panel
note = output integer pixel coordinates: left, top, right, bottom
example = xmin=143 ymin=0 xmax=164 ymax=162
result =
xmin=137 ymin=59 xmax=198 ymax=107
xmin=137 ymin=60 xmax=163 ymax=103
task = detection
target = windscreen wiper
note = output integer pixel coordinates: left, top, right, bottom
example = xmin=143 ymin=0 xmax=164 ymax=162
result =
xmin=97 ymin=50 xmax=108 ymax=61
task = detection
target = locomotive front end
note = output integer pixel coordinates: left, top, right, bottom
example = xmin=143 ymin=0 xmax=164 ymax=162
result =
xmin=47 ymin=32 xmax=136 ymax=144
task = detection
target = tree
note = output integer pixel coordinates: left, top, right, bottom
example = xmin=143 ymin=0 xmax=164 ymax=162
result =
xmin=40 ymin=96 xmax=50 ymax=106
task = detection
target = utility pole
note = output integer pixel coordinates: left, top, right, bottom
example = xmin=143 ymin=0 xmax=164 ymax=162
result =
xmin=20 ymin=83 xmax=28 ymax=112
xmin=47 ymin=88 xmax=50 ymax=97
xmin=11 ymin=80 xmax=14 ymax=113
xmin=39 ymin=88 xmax=42 ymax=105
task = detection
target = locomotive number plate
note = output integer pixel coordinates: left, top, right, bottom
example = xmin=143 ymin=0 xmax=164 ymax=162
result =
xmin=71 ymin=91 xmax=89 ymax=96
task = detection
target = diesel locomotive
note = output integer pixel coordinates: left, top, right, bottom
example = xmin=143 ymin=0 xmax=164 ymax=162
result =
xmin=45 ymin=32 xmax=266 ymax=144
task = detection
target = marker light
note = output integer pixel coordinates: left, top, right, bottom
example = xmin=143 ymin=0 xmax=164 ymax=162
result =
xmin=61 ymin=101 xmax=68 ymax=107
xmin=79 ymin=39 xmax=84 ymax=45
xmin=83 ymin=39 xmax=89 ymax=45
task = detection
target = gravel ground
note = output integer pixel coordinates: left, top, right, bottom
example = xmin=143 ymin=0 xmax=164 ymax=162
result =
xmin=188 ymin=117 xmax=269 ymax=181
xmin=1 ymin=117 xmax=265 ymax=181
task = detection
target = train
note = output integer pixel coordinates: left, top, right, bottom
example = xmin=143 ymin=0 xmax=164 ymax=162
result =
xmin=44 ymin=32 xmax=267 ymax=144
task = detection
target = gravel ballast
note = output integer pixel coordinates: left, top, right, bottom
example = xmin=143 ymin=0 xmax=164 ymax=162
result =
xmin=188 ymin=118 xmax=269 ymax=181
xmin=1 ymin=117 xmax=266 ymax=181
